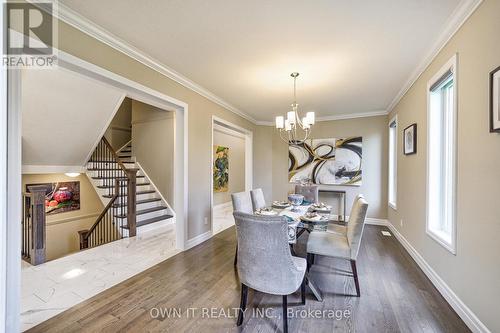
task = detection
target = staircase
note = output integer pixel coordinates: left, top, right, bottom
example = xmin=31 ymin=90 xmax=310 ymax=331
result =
xmin=113 ymin=142 xmax=174 ymax=229
xmin=82 ymin=138 xmax=174 ymax=249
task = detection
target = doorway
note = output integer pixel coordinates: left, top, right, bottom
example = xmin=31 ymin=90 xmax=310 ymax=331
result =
xmin=3 ymin=50 xmax=189 ymax=332
xmin=210 ymin=116 xmax=252 ymax=235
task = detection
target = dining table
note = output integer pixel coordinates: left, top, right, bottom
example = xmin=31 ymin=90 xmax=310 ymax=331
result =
xmin=256 ymin=202 xmax=338 ymax=302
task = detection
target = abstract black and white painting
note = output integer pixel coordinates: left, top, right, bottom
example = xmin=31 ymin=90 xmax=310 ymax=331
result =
xmin=289 ymin=137 xmax=362 ymax=186
xmin=490 ymin=66 xmax=500 ymax=132
xmin=403 ymin=124 xmax=417 ymax=155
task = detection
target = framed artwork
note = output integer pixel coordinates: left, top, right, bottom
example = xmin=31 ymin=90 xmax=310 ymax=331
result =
xmin=490 ymin=66 xmax=500 ymax=132
xmin=26 ymin=181 xmax=80 ymax=215
xmin=403 ymin=124 xmax=417 ymax=155
xmin=213 ymin=145 xmax=229 ymax=192
xmin=288 ymin=137 xmax=362 ymax=186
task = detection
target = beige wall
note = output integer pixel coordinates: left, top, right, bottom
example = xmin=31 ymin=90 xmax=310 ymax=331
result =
xmin=104 ymin=97 xmax=132 ymax=150
xmin=22 ymin=173 xmax=103 ymax=261
xmin=387 ymin=1 xmax=500 ymax=331
xmin=55 ymin=20 xmax=257 ymax=239
xmin=131 ymin=100 xmax=174 ymax=203
xmin=253 ymin=126 xmax=274 ymax=204
xmin=213 ymin=129 xmax=245 ymax=205
xmin=270 ymin=116 xmax=388 ymax=219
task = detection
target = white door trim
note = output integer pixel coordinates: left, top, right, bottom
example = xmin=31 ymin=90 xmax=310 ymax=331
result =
xmin=56 ymin=51 xmax=189 ymax=251
xmin=2 ymin=3 xmax=23 ymax=329
xmin=210 ymin=116 xmax=253 ymax=236
xmin=2 ymin=68 xmax=22 ymax=333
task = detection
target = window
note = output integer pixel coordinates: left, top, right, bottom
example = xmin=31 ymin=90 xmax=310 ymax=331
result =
xmin=388 ymin=116 xmax=397 ymax=209
xmin=426 ymin=55 xmax=457 ymax=254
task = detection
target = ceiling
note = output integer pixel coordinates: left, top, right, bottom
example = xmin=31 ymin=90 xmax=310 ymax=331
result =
xmin=22 ymin=67 xmax=124 ymax=168
xmin=60 ymin=0 xmax=465 ymax=122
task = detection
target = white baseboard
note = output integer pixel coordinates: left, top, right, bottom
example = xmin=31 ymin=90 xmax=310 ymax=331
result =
xmin=365 ymin=217 xmax=390 ymax=226
xmin=386 ymin=222 xmax=491 ymax=333
xmin=185 ymin=230 xmax=213 ymax=250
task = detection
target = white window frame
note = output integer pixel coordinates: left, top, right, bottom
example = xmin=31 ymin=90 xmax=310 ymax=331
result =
xmin=388 ymin=115 xmax=398 ymax=210
xmin=426 ymin=54 xmax=458 ymax=255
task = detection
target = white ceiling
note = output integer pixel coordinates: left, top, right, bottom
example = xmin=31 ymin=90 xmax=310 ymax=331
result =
xmin=22 ymin=67 xmax=124 ymax=168
xmin=60 ymin=0 xmax=464 ymax=122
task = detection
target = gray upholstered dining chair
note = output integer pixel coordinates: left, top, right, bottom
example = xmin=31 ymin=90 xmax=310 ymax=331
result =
xmin=231 ymin=191 xmax=253 ymax=214
xmin=327 ymin=194 xmax=364 ymax=235
xmin=306 ymin=197 xmax=368 ymax=297
xmin=233 ymin=212 xmax=306 ymax=333
xmin=250 ymin=188 xmax=266 ymax=211
xmin=295 ymin=184 xmax=319 ymax=203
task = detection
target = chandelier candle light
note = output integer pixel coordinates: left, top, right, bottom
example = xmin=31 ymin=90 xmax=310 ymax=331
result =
xmin=275 ymin=72 xmax=315 ymax=144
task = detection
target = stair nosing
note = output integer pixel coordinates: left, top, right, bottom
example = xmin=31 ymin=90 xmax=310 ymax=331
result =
xmin=115 ymin=205 xmax=168 ymax=218
xmin=120 ymin=214 xmax=173 ymax=228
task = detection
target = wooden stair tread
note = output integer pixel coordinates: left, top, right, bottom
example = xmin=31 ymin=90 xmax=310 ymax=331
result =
xmin=115 ymin=205 xmax=168 ymax=218
xmin=92 ymin=175 xmax=145 ymax=180
xmin=97 ymin=182 xmax=150 ymax=189
xmin=112 ymin=197 xmax=161 ymax=207
xmin=90 ymin=160 xmax=135 ymax=164
xmin=121 ymin=214 xmax=174 ymax=229
xmin=103 ymin=190 xmax=155 ymax=198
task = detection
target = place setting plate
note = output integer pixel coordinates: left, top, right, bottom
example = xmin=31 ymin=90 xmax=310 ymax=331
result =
xmin=255 ymin=207 xmax=279 ymax=216
xmin=272 ymin=201 xmax=291 ymax=209
xmin=300 ymin=212 xmax=333 ymax=223
xmin=310 ymin=203 xmax=332 ymax=213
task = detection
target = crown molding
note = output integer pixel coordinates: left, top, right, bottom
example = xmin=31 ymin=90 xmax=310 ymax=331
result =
xmin=255 ymin=109 xmax=388 ymax=126
xmin=386 ymin=0 xmax=483 ymax=113
xmin=54 ymin=2 xmax=258 ymax=125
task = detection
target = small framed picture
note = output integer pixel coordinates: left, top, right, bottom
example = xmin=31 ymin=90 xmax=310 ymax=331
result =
xmin=403 ymin=123 xmax=417 ymax=155
xmin=490 ymin=66 xmax=500 ymax=133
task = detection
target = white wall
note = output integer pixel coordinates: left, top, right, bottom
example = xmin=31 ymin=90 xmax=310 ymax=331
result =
xmin=131 ymin=100 xmax=175 ymax=204
xmin=21 ymin=67 xmax=124 ymax=169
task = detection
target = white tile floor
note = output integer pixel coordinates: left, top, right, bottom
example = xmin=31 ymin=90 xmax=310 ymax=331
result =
xmin=21 ymin=223 xmax=178 ymax=332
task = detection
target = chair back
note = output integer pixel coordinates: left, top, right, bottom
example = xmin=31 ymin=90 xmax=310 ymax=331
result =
xmin=346 ymin=197 xmax=368 ymax=260
xmin=295 ymin=184 xmax=319 ymax=203
xmin=231 ymin=191 xmax=253 ymax=214
xmin=233 ymin=212 xmax=302 ymax=295
xmin=250 ymin=188 xmax=266 ymax=211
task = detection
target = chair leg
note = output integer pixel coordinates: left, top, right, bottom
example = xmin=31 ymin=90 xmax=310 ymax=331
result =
xmin=237 ymin=284 xmax=248 ymax=326
xmin=282 ymin=295 xmax=288 ymax=333
xmin=306 ymin=253 xmax=314 ymax=272
xmin=350 ymin=260 xmax=360 ymax=297
xmin=234 ymin=244 xmax=238 ymax=266
xmin=301 ymin=277 xmax=306 ymax=305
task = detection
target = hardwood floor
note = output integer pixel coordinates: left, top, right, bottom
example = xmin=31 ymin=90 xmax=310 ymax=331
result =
xmin=27 ymin=225 xmax=470 ymax=333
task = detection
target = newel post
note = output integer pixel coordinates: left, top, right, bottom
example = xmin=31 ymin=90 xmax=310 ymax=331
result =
xmin=126 ymin=168 xmax=138 ymax=237
xmin=78 ymin=230 xmax=89 ymax=249
xmin=27 ymin=185 xmax=47 ymax=265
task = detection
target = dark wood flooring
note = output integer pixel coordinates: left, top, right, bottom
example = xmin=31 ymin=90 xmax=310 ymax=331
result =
xmin=27 ymin=225 xmax=470 ymax=333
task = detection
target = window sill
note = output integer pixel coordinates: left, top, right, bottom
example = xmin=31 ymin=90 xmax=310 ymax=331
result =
xmin=426 ymin=228 xmax=456 ymax=255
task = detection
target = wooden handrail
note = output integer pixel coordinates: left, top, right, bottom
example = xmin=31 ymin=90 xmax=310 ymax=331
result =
xmin=80 ymin=137 xmax=138 ymax=249
xmin=81 ymin=179 xmax=120 ymax=243
xmin=101 ymin=136 xmax=129 ymax=173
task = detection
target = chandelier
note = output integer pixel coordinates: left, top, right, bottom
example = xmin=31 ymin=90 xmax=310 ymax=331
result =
xmin=275 ymin=72 xmax=315 ymax=144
